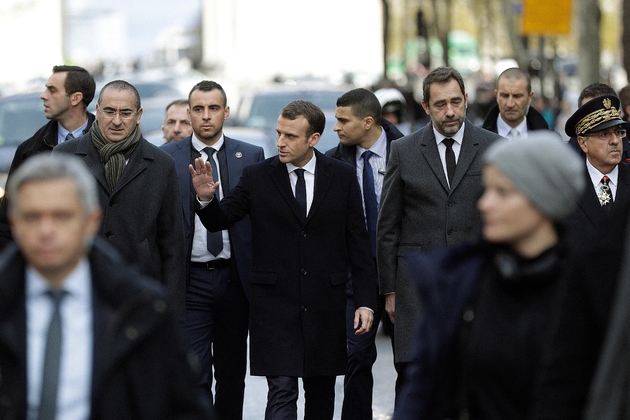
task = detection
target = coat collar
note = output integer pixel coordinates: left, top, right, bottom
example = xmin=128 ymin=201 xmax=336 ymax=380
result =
xmin=419 ymin=119 xmax=480 ymax=194
xmin=269 ymin=149 xmax=334 ymax=224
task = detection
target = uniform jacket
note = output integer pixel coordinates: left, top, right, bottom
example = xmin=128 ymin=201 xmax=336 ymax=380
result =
xmin=160 ymin=135 xmax=265 ymax=297
xmin=196 ymin=150 xmax=377 ymax=377
xmin=52 ymin=132 xmax=186 ymax=319
xmin=377 ymin=119 xmax=500 ymax=363
xmin=0 ymin=239 xmax=212 ymax=420
xmin=565 ymin=162 xmax=630 ymax=243
xmin=481 ymin=103 xmax=550 ymax=134
xmin=0 ymin=113 xmax=96 ymax=250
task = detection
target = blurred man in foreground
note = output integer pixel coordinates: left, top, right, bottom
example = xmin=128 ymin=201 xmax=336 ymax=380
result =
xmin=0 ymin=154 xmax=212 ymax=419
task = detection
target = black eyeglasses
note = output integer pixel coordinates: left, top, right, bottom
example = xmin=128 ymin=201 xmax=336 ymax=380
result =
xmin=584 ymin=129 xmax=627 ymax=141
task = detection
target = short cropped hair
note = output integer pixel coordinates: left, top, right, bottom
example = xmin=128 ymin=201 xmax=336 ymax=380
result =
xmin=422 ymin=66 xmax=466 ymax=104
xmin=578 ymin=83 xmax=617 ymax=107
xmin=188 ymin=80 xmax=227 ymax=107
xmin=336 ymin=88 xmax=382 ymax=125
xmin=280 ymin=101 xmax=326 ymax=140
xmin=497 ymin=67 xmax=531 ymax=93
xmin=98 ymin=80 xmax=141 ymax=110
xmin=52 ymin=65 xmax=96 ymax=109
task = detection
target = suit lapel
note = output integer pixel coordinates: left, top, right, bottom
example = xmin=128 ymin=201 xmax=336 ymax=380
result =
xmin=112 ymin=141 xmax=149 ymax=195
xmin=270 ymin=158 xmax=305 ymax=221
xmin=419 ymin=128 xmax=450 ymax=192
xmin=578 ymin=170 xmax=607 ymax=229
xmin=449 ymin=123 xmax=479 ymax=192
xmin=612 ymin=163 xmax=630 ymax=219
xmin=307 ymin=152 xmax=334 ymax=223
xmin=168 ymin=137 xmax=195 ymax=229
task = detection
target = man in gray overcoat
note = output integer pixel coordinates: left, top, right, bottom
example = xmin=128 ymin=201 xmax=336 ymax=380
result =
xmin=377 ymin=66 xmax=501 ymax=406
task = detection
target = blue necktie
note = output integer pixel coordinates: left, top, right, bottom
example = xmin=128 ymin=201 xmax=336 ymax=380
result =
xmin=203 ymin=147 xmax=223 ymax=255
xmin=362 ymin=150 xmax=378 ymax=257
xmin=64 ymin=132 xmax=74 ymax=141
xmin=295 ymin=169 xmax=307 ymax=218
xmin=38 ymin=290 xmax=66 ymax=420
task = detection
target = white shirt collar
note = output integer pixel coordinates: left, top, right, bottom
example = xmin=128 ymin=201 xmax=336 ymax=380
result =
xmin=433 ymin=121 xmax=465 ymax=146
xmin=356 ymin=128 xmax=387 ymax=159
xmin=497 ymin=115 xmax=528 ymax=138
xmin=585 ymin=158 xmax=619 ymax=187
xmin=26 ymin=257 xmax=91 ymax=300
xmin=192 ymin=133 xmax=225 ymax=154
xmin=286 ymin=152 xmax=317 ymax=176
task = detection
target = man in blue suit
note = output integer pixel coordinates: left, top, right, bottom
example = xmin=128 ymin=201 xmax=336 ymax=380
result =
xmin=161 ymin=81 xmax=265 ymax=420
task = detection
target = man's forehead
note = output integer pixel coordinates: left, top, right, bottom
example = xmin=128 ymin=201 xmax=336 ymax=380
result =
xmin=46 ymin=72 xmax=67 ymax=88
xmin=99 ymin=88 xmax=137 ymax=108
xmin=429 ymin=80 xmax=464 ymax=100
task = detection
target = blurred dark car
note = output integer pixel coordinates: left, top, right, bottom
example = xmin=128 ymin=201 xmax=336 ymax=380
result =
xmin=0 ymin=92 xmax=48 ymax=195
xmin=232 ymin=85 xmax=348 ymax=152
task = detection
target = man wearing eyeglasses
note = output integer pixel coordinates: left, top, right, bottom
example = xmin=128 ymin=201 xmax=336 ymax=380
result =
xmin=52 ymin=80 xmax=186 ymax=320
xmin=564 ymin=94 xmax=630 ymax=243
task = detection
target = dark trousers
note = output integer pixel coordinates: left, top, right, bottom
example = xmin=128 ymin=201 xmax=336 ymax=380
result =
xmin=341 ymin=284 xmax=385 ymax=420
xmin=185 ymin=264 xmax=249 ymax=420
xmin=265 ymin=375 xmax=336 ymax=420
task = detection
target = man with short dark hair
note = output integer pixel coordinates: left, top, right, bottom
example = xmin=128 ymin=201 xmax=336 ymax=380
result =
xmin=481 ymin=67 xmax=549 ymax=138
xmin=377 ymin=67 xmax=501 ymax=406
xmin=191 ymin=100 xmax=377 ymax=420
xmin=52 ymin=80 xmax=186 ymax=319
xmin=327 ymin=87 xmax=403 ymax=420
xmin=0 ymin=153 xmax=212 ymax=419
xmin=0 ymin=65 xmax=96 ymax=249
xmin=162 ymin=99 xmax=192 ymax=143
xmin=162 ymin=80 xmax=265 ymax=420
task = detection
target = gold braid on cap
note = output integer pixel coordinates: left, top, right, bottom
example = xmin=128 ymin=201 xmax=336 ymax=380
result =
xmin=575 ymin=98 xmax=620 ymax=136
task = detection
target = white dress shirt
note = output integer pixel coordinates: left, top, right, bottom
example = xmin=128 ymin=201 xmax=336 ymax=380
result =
xmin=497 ymin=115 xmax=528 ymax=139
xmin=191 ymin=134 xmax=231 ymax=262
xmin=287 ymin=154 xmax=317 ymax=215
xmin=433 ymin=123 xmax=465 ymax=186
xmin=26 ymin=259 xmax=93 ymax=420
xmin=355 ymin=129 xmax=387 ymax=213
xmin=586 ymin=158 xmax=619 ymax=200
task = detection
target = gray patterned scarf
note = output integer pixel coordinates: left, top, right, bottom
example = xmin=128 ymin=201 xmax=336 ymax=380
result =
xmin=90 ymin=120 xmax=141 ymax=192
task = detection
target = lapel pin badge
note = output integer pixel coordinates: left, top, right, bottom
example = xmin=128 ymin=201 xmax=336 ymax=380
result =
xmin=235 ymin=152 xmax=243 ymax=158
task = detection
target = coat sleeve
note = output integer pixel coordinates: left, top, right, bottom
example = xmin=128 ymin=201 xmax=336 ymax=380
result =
xmin=377 ymin=139 xmax=404 ymax=294
xmin=157 ymin=162 xmax=187 ymax=321
xmin=196 ymin=166 xmax=253 ymax=232
xmin=344 ymin=167 xmax=378 ymax=311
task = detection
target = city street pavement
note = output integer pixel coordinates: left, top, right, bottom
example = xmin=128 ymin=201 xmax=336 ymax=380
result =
xmin=243 ymin=325 xmax=396 ymax=419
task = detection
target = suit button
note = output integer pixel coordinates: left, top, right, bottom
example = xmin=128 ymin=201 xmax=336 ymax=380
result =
xmin=105 ymin=232 xmax=113 ymax=238
xmin=302 ymin=231 xmax=307 ymax=237
xmin=447 ymin=228 xmax=453 ymax=235
xmin=448 ymin=202 xmax=454 ymax=207
xmin=302 ymin=306 xmax=307 ymax=312
xmin=301 ymin=269 xmax=307 ymax=275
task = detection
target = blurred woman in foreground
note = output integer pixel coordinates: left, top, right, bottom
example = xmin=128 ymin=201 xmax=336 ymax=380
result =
xmin=394 ymin=132 xmax=585 ymax=420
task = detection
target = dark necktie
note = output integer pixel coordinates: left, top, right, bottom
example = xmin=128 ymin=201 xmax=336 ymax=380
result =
xmin=443 ymin=138 xmax=456 ymax=186
xmin=203 ymin=147 xmax=223 ymax=255
xmin=600 ymin=175 xmax=613 ymax=216
xmin=295 ymin=169 xmax=307 ymax=217
xmin=362 ymin=150 xmax=378 ymax=257
xmin=64 ymin=132 xmax=74 ymax=141
xmin=38 ymin=290 xmax=66 ymax=420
